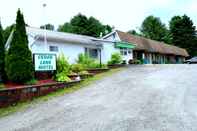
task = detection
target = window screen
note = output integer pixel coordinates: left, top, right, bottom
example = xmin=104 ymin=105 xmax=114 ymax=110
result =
xmin=49 ymin=46 xmax=58 ymax=52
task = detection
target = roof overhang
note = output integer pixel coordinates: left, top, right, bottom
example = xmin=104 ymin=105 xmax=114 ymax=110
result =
xmin=115 ymin=41 xmax=136 ymax=49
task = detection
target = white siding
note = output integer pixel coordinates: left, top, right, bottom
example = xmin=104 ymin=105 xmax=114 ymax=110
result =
xmin=31 ymin=40 xmax=100 ymax=64
xmin=104 ymin=32 xmax=120 ymax=41
xmin=29 ymin=31 xmax=134 ymax=65
xmin=102 ymin=32 xmax=134 ymax=64
xmin=102 ymin=33 xmax=121 ymax=63
xmin=101 ymin=42 xmax=119 ymax=64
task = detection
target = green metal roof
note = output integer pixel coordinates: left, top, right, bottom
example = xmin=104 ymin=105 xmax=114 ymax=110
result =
xmin=115 ymin=41 xmax=136 ymax=49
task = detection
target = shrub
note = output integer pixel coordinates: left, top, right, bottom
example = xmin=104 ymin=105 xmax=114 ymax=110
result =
xmin=133 ymin=59 xmax=142 ymax=64
xmin=55 ymin=54 xmax=71 ymax=82
xmin=0 ymin=22 xmax=6 ymax=82
xmin=77 ymin=53 xmax=107 ymax=69
xmin=108 ymin=52 xmax=122 ymax=65
xmin=71 ymin=64 xmax=85 ymax=74
xmin=69 ymin=71 xmax=78 ymax=76
xmin=25 ymin=79 xmax=38 ymax=85
xmin=79 ymin=71 xmax=89 ymax=75
xmin=56 ymin=53 xmax=70 ymax=74
xmin=0 ymin=84 xmax=5 ymax=89
xmin=5 ymin=9 xmax=34 ymax=83
xmin=128 ymin=59 xmax=134 ymax=64
xmin=55 ymin=72 xmax=71 ymax=82
xmin=122 ymin=60 xmax=127 ymax=64
xmin=88 ymin=61 xmax=107 ymax=69
xmin=77 ymin=53 xmax=95 ymax=68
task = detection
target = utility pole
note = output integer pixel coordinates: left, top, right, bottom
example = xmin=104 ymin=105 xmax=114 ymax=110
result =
xmin=42 ymin=3 xmax=47 ymax=52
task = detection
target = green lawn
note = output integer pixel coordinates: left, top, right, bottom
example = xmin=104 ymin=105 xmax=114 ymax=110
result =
xmin=0 ymin=68 xmax=125 ymax=118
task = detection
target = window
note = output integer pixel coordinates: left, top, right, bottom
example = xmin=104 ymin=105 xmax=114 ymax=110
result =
xmin=85 ymin=48 xmax=88 ymax=54
xmin=49 ymin=46 xmax=58 ymax=52
xmin=128 ymin=50 xmax=132 ymax=54
xmin=124 ymin=50 xmax=127 ymax=55
xmin=89 ymin=49 xmax=98 ymax=58
xmin=120 ymin=48 xmax=128 ymax=56
xmin=85 ymin=48 xmax=99 ymax=59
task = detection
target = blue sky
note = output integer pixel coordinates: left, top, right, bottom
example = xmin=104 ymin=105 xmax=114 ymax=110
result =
xmin=0 ymin=0 xmax=196 ymax=31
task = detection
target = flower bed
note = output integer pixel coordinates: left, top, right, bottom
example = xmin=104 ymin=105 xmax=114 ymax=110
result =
xmin=4 ymin=79 xmax=56 ymax=89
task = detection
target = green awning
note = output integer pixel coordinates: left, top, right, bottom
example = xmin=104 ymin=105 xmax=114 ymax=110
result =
xmin=115 ymin=41 xmax=136 ymax=49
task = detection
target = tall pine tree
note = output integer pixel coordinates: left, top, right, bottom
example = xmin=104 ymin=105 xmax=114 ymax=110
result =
xmin=5 ymin=9 xmax=34 ymax=83
xmin=0 ymin=22 xmax=6 ymax=82
xmin=170 ymin=15 xmax=197 ymax=56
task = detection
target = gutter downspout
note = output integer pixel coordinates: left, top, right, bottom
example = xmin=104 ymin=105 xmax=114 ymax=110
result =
xmin=30 ymin=35 xmax=40 ymax=48
xmin=5 ymin=30 xmax=14 ymax=50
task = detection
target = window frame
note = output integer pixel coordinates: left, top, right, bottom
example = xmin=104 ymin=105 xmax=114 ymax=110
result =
xmin=84 ymin=47 xmax=99 ymax=59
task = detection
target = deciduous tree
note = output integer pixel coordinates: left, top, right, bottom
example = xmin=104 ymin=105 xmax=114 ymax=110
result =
xmin=140 ymin=15 xmax=170 ymax=43
xmin=40 ymin=23 xmax=55 ymax=30
xmin=58 ymin=13 xmax=112 ymax=37
xmin=127 ymin=29 xmax=142 ymax=36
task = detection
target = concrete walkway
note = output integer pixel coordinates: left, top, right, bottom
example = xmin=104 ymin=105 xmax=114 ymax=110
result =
xmin=0 ymin=65 xmax=197 ymax=131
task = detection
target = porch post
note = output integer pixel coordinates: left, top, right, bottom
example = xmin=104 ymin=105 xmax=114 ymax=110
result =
xmin=150 ymin=53 xmax=152 ymax=64
xmin=99 ymin=49 xmax=102 ymax=68
xmin=142 ymin=52 xmax=145 ymax=64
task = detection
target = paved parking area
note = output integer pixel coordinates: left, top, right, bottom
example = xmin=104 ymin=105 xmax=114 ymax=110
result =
xmin=0 ymin=65 xmax=197 ymax=131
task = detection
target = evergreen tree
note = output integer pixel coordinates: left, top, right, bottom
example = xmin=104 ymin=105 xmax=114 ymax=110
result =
xmin=169 ymin=15 xmax=197 ymax=56
xmin=5 ymin=9 xmax=34 ymax=83
xmin=0 ymin=22 xmax=6 ymax=82
xmin=3 ymin=24 xmax=15 ymax=42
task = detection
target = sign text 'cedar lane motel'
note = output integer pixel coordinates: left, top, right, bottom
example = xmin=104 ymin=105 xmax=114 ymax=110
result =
xmin=34 ymin=54 xmax=56 ymax=71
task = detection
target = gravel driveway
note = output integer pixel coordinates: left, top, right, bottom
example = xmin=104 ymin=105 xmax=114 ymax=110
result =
xmin=0 ymin=65 xmax=197 ymax=131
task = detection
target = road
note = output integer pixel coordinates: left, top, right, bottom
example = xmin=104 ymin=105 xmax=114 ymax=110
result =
xmin=0 ymin=65 xmax=197 ymax=131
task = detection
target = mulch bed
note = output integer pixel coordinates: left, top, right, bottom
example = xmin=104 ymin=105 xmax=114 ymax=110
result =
xmin=4 ymin=79 xmax=56 ymax=89
xmin=87 ymin=68 xmax=110 ymax=74
xmin=108 ymin=64 xmax=126 ymax=69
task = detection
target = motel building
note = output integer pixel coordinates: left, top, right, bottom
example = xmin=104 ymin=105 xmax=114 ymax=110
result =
xmin=6 ymin=26 xmax=189 ymax=65
xmin=103 ymin=30 xmax=189 ymax=64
